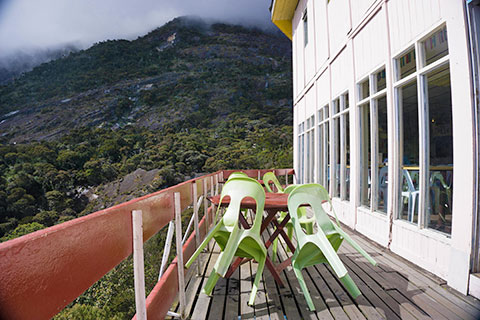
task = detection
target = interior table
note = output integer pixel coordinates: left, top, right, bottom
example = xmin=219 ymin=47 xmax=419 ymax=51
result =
xmin=208 ymin=192 xmax=295 ymax=287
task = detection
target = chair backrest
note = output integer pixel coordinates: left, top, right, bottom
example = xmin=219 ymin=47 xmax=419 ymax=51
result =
xmin=288 ymin=184 xmax=338 ymax=235
xmin=219 ymin=177 xmax=266 ymax=232
xmin=227 ymin=172 xmax=249 ymax=180
xmin=263 ymin=172 xmax=284 ymax=193
xmin=283 ymin=184 xmax=298 ymax=194
xmin=430 ymin=171 xmax=449 ymax=189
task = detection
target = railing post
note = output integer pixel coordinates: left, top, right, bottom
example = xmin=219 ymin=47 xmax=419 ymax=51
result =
xmin=203 ymin=179 xmax=210 ymax=251
xmin=132 ymin=210 xmax=147 ymax=320
xmin=215 ymin=173 xmax=219 ymax=196
xmin=285 ymin=172 xmax=289 ymax=185
xmin=174 ymin=192 xmax=186 ymax=319
xmin=192 ymin=181 xmax=201 ymax=275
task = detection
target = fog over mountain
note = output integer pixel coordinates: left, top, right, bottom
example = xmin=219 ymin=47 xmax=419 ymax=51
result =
xmin=0 ymin=0 xmax=274 ymax=82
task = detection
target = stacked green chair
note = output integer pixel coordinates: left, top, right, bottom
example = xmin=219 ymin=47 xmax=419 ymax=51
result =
xmin=264 ymin=175 xmax=315 ymax=261
xmin=287 ymin=184 xmax=377 ymax=311
xmin=227 ymin=171 xmax=249 ymax=180
xmin=185 ymin=177 xmax=267 ymax=306
xmin=263 ymin=171 xmax=285 ymax=193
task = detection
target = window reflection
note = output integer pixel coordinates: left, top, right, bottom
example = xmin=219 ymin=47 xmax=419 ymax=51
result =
xmin=396 ymin=48 xmax=416 ymax=80
xmin=360 ymin=103 xmax=371 ymax=207
xmin=400 ymin=81 xmax=419 ymax=222
xmin=377 ymin=96 xmax=388 ymax=213
xmin=422 ymin=26 xmax=448 ymax=66
xmin=427 ymin=64 xmax=453 ymax=233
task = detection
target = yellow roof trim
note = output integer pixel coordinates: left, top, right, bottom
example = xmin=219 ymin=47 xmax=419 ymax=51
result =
xmin=273 ymin=20 xmax=293 ymax=40
xmin=271 ymin=0 xmax=298 ymax=41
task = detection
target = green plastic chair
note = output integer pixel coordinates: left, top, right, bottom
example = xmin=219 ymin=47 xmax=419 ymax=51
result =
xmin=185 ymin=177 xmax=267 ymax=306
xmin=227 ymin=171 xmax=249 ymax=180
xmin=287 ymin=184 xmax=377 ymax=311
xmin=263 ymin=171 xmax=285 ymax=193
xmin=271 ymin=183 xmax=316 ymax=261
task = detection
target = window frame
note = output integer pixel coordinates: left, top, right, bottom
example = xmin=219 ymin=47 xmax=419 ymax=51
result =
xmin=331 ymin=92 xmax=350 ymax=200
xmin=356 ymin=66 xmax=388 ymax=213
xmin=393 ymin=23 xmax=451 ymax=232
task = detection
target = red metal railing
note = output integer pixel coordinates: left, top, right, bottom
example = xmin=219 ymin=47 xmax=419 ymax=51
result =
xmin=0 ymin=169 xmax=294 ymax=319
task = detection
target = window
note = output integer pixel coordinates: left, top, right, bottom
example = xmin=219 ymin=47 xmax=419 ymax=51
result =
xmin=395 ymin=25 xmax=452 ymax=234
xmin=303 ymin=9 xmax=308 ymax=47
xmin=305 ymin=115 xmax=315 ymax=183
xmin=318 ymin=105 xmax=329 ymax=189
xmin=298 ymin=122 xmax=305 ymax=184
xmin=331 ymin=92 xmax=350 ymax=200
xmin=357 ymin=67 xmax=388 ymax=213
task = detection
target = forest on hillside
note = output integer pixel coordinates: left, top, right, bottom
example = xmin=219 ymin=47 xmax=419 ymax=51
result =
xmin=0 ymin=17 xmax=293 ymax=318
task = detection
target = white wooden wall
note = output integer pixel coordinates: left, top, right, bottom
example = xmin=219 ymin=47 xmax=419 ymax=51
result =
xmin=327 ymin=0 xmax=351 ymax=57
xmin=290 ymin=0 xmax=476 ymax=294
xmin=388 ymin=0 xmax=441 ymax=55
xmin=313 ymin=0 xmax=329 ymax=73
xmin=353 ymin=9 xmax=387 ymax=81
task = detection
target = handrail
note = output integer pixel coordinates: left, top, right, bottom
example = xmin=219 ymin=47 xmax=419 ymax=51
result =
xmin=0 ymin=168 xmax=294 ymax=319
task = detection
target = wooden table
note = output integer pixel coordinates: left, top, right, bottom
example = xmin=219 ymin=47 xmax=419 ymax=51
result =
xmin=208 ymin=193 xmax=295 ymax=287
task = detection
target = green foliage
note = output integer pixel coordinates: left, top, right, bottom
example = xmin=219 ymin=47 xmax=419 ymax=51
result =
xmin=0 ymin=17 xmax=294 ymax=318
xmin=1 ymin=222 xmax=45 ymax=241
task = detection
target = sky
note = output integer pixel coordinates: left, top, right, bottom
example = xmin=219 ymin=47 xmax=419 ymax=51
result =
xmin=0 ymin=0 xmax=273 ymax=58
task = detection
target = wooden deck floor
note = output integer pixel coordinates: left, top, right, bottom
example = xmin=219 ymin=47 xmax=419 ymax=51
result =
xmin=171 ymin=224 xmax=480 ymax=320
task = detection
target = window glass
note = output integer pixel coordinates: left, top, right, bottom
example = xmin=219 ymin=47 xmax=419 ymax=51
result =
xmin=333 ymin=98 xmax=340 ymax=114
xmin=427 ymin=64 xmax=453 ymax=234
xmin=318 ymin=109 xmax=324 ymax=122
xmin=303 ymin=9 xmax=308 ymax=47
xmin=360 ymin=79 xmax=370 ymax=100
xmin=345 ymin=112 xmax=350 ymax=201
xmin=333 ymin=117 xmax=340 ymax=197
xmin=326 ymin=122 xmax=330 ymax=190
xmin=396 ymin=48 xmax=416 ymax=80
xmin=306 ymin=127 xmax=311 ymax=183
xmin=375 ymin=68 xmax=387 ymax=92
xmin=377 ymin=96 xmax=388 ymax=213
xmin=422 ymin=26 xmax=448 ymax=66
xmin=400 ymin=81 xmax=419 ymax=222
xmin=360 ymin=103 xmax=371 ymax=207
xmin=318 ymin=123 xmax=324 ymax=185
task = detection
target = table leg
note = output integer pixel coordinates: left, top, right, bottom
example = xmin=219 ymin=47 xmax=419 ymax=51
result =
xmin=271 ymin=217 xmax=296 ymax=252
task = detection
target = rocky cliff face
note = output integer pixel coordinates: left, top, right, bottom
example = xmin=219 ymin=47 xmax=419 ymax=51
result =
xmin=0 ymin=17 xmax=292 ymax=143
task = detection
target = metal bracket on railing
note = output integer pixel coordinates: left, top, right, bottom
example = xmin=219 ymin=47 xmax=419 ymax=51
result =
xmin=132 ymin=210 xmax=147 ymax=320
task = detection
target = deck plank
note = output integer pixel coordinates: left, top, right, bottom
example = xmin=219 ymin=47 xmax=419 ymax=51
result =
xmin=224 ymin=267 xmax=240 ymax=320
xmin=191 ymin=242 xmax=220 ymax=320
xmin=250 ymin=258 xmax=270 ymax=320
xmin=181 ymin=219 xmax=480 ymax=320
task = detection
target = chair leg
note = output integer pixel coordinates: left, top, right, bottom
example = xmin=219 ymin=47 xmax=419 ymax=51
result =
xmin=248 ymin=255 xmax=266 ymax=306
xmin=186 ymin=222 xmax=222 ymax=268
xmin=215 ymin=228 xmax=242 ymax=277
xmin=293 ymin=265 xmax=315 ymax=311
xmin=340 ymin=274 xmax=361 ymax=299
xmin=333 ymin=226 xmax=376 ymax=266
xmin=203 ymin=268 xmax=221 ymax=296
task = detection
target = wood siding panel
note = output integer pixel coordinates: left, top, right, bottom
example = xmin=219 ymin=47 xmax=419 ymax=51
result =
xmin=316 ymin=70 xmax=329 ymax=107
xmin=353 ymin=9 xmax=387 ymax=81
xmin=331 ymin=46 xmax=352 ymax=97
xmin=388 ymin=0 xmax=441 ymax=55
xmin=351 ymin=0 xmax=377 ymax=29
xmin=305 ymin=83 xmax=316 ymax=118
xmin=305 ymin=0 xmax=316 ymax=84
xmin=356 ymin=208 xmax=389 ymax=247
xmin=391 ymin=222 xmax=450 ymax=280
xmin=313 ymin=0 xmax=329 ymax=72
xmin=327 ymin=0 xmax=351 ymax=56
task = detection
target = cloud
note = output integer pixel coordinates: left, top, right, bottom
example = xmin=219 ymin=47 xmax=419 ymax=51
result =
xmin=0 ymin=0 xmax=272 ymax=57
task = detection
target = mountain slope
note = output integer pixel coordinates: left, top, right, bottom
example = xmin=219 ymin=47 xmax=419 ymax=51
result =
xmin=0 ymin=17 xmax=292 ymax=143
